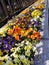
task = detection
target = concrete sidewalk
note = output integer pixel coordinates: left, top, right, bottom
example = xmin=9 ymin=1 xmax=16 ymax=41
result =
xmin=34 ymin=0 xmax=49 ymax=65
xmin=34 ymin=40 xmax=49 ymax=65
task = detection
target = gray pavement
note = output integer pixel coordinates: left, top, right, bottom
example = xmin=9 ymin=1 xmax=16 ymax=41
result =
xmin=34 ymin=0 xmax=49 ymax=65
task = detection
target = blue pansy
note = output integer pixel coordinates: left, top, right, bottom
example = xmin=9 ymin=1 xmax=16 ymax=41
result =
xmin=0 ymin=36 xmax=15 ymax=52
xmin=2 ymin=44 xmax=12 ymax=51
xmin=0 ymin=38 xmax=2 ymax=42
xmin=34 ymin=22 xmax=39 ymax=26
xmin=7 ymin=36 xmax=13 ymax=40
xmin=3 ymin=39 xmax=9 ymax=44
xmin=30 ymin=19 xmax=36 ymax=23
xmin=10 ymin=40 xmax=15 ymax=45
xmin=8 ymin=45 xmax=12 ymax=49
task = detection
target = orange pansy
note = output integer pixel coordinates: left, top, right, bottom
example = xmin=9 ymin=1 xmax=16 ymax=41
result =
xmin=24 ymin=30 xmax=29 ymax=36
xmin=36 ymin=35 xmax=41 ymax=41
xmin=34 ymin=32 xmax=40 ymax=37
xmin=15 ymin=35 xmax=20 ymax=40
xmin=20 ymin=30 xmax=25 ymax=35
xmin=28 ymin=28 xmax=33 ymax=32
xmin=22 ymin=9 xmax=29 ymax=14
xmin=13 ymin=32 xmax=18 ymax=37
xmin=36 ymin=37 xmax=40 ymax=41
xmin=13 ymin=26 xmax=22 ymax=35
xmin=36 ymin=3 xmax=45 ymax=10
xmin=30 ymin=35 xmax=35 ymax=40
xmin=8 ymin=29 xmax=13 ymax=35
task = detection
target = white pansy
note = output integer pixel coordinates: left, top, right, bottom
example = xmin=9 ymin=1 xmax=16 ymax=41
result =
xmin=19 ymin=55 xmax=25 ymax=59
xmin=5 ymin=60 xmax=13 ymax=65
xmin=21 ymin=40 xmax=25 ymax=44
xmin=19 ymin=55 xmax=30 ymax=65
xmin=0 ymin=55 xmax=8 ymax=61
xmin=25 ymin=50 xmax=31 ymax=57
xmin=14 ymin=57 xmax=20 ymax=63
xmin=10 ymin=48 xmax=17 ymax=52
xmin=15 ymin=47 xmax=20 ymax=52
xmin=4 ymin=55 xmax=9 ymax=60
xmin=25 ymin=41 xmax=29 ymax=45
xmin=10 ymin=52 xmax=18 ymax=58
xmin=20 ymin=43 xmax=24 ymax=46
xmin=40 ymin=18 xmax=44 ymax=22
xmin=25 ymin=41 xmax=32 ymax=47
xmin=10 ymin=52 xmax=15 ymax=57
xmin=21 ymin=58 xmax=30 ymax=65
xmin=33 ymin=47 xmax=37 ymax=52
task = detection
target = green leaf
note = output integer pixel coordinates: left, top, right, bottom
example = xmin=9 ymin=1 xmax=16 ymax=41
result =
xmin=37 ymin=18 xmax=41 ymax=22
xmin=28 ymin=31 xmax=33 ymax=35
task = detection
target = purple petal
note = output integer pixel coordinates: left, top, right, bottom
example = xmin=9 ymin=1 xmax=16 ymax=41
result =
xmin=30 ymin=19 xmax=36 ymax=23
xmin=3 ymin=39 xmax=8 ymax=44
xmin=10 ymin=40 xmax=15 ymax=45
xmin=7 ymin=36 xmax=12 ymax=40
xmin=0 ymin=38 xmax=2 ymax=42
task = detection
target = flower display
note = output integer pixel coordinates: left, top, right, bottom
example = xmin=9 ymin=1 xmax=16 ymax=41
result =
xmin=8 ymin=25 xmax=41 ymax=42
xmin=0 ymin=36 xmax=15 ymax=52
xmin=0 ymin=40 xmax=36 ymax=65
xmin=0 ymin=0 xmax=45 ymax=65
xmin=36 ymin=3 xmax=45 ymax=10
xmin=22 ymin=9 xmax=30 ymax=14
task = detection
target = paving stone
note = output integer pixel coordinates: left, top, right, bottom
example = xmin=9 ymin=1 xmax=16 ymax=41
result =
xmin=34 ymin=0 xmax=49 ymax=65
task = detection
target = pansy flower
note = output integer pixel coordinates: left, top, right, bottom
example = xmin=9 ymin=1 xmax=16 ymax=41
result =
xmin=7 ymin=36 xmax=13 ymax=40
xmin=2 ymin=43 xmax=12 ymax=52
xmin=0 ymin=38 xmax=2 ymax=42
xmin=0 ymin=36 xmax=15 ymax=52
xmin=3 ymin=39 xmax=9 ymax=44
xmin=8 ymin=29 xmax=13 ymax=35
xmin=27 ymin=20 xmax=36 ymax=27
xmin=10 ymin=40 xmax=15 ymax=45
xmin=36 ymin=3 xmax=45 ymax=10
xmin=31 ymin=10 xmax=42 ymax=17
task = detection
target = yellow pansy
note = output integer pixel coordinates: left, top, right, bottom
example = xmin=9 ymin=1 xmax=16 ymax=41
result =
xmin=21 ymin=58 xmax=30 ymax=65
xmin=24 ymin=45 xmax=31 ymax=51
xmin=31 ymin=10 xmax=42 ymax=17
xmin=0 ymin=51 xmax=3 ymax=56
xmin=25 ymin=50 xmax=31 ymax=56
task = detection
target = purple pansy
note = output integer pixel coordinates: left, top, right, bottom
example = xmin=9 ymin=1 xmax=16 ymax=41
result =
xmin=7 ymin=36 xmax=13 ymax=40
xmin=0 ymin=36 xmax=15 ymax=52
xmin=30 ymin=19 xmax=36 ymax=23
xmin=10 ymin=40 xmax=15 ymax=45
xmin=34 ymin=22 xmax=39 ymax=26
xmin=3 ymin=39 xmax=9 ymax=44
xmin=2 ymin=43 xmax=12 ymax=51
xmin=0 ymin=38 xmax=2 ymax=42
xmin=30 ymin=19 xmax=41 ymax=27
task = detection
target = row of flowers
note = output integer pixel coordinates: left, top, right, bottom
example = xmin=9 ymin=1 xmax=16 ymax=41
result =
xmin=0 ymin=2 xmax=45 ymax=65
xmin=8 ymin=25 xmax=41 ymax=41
